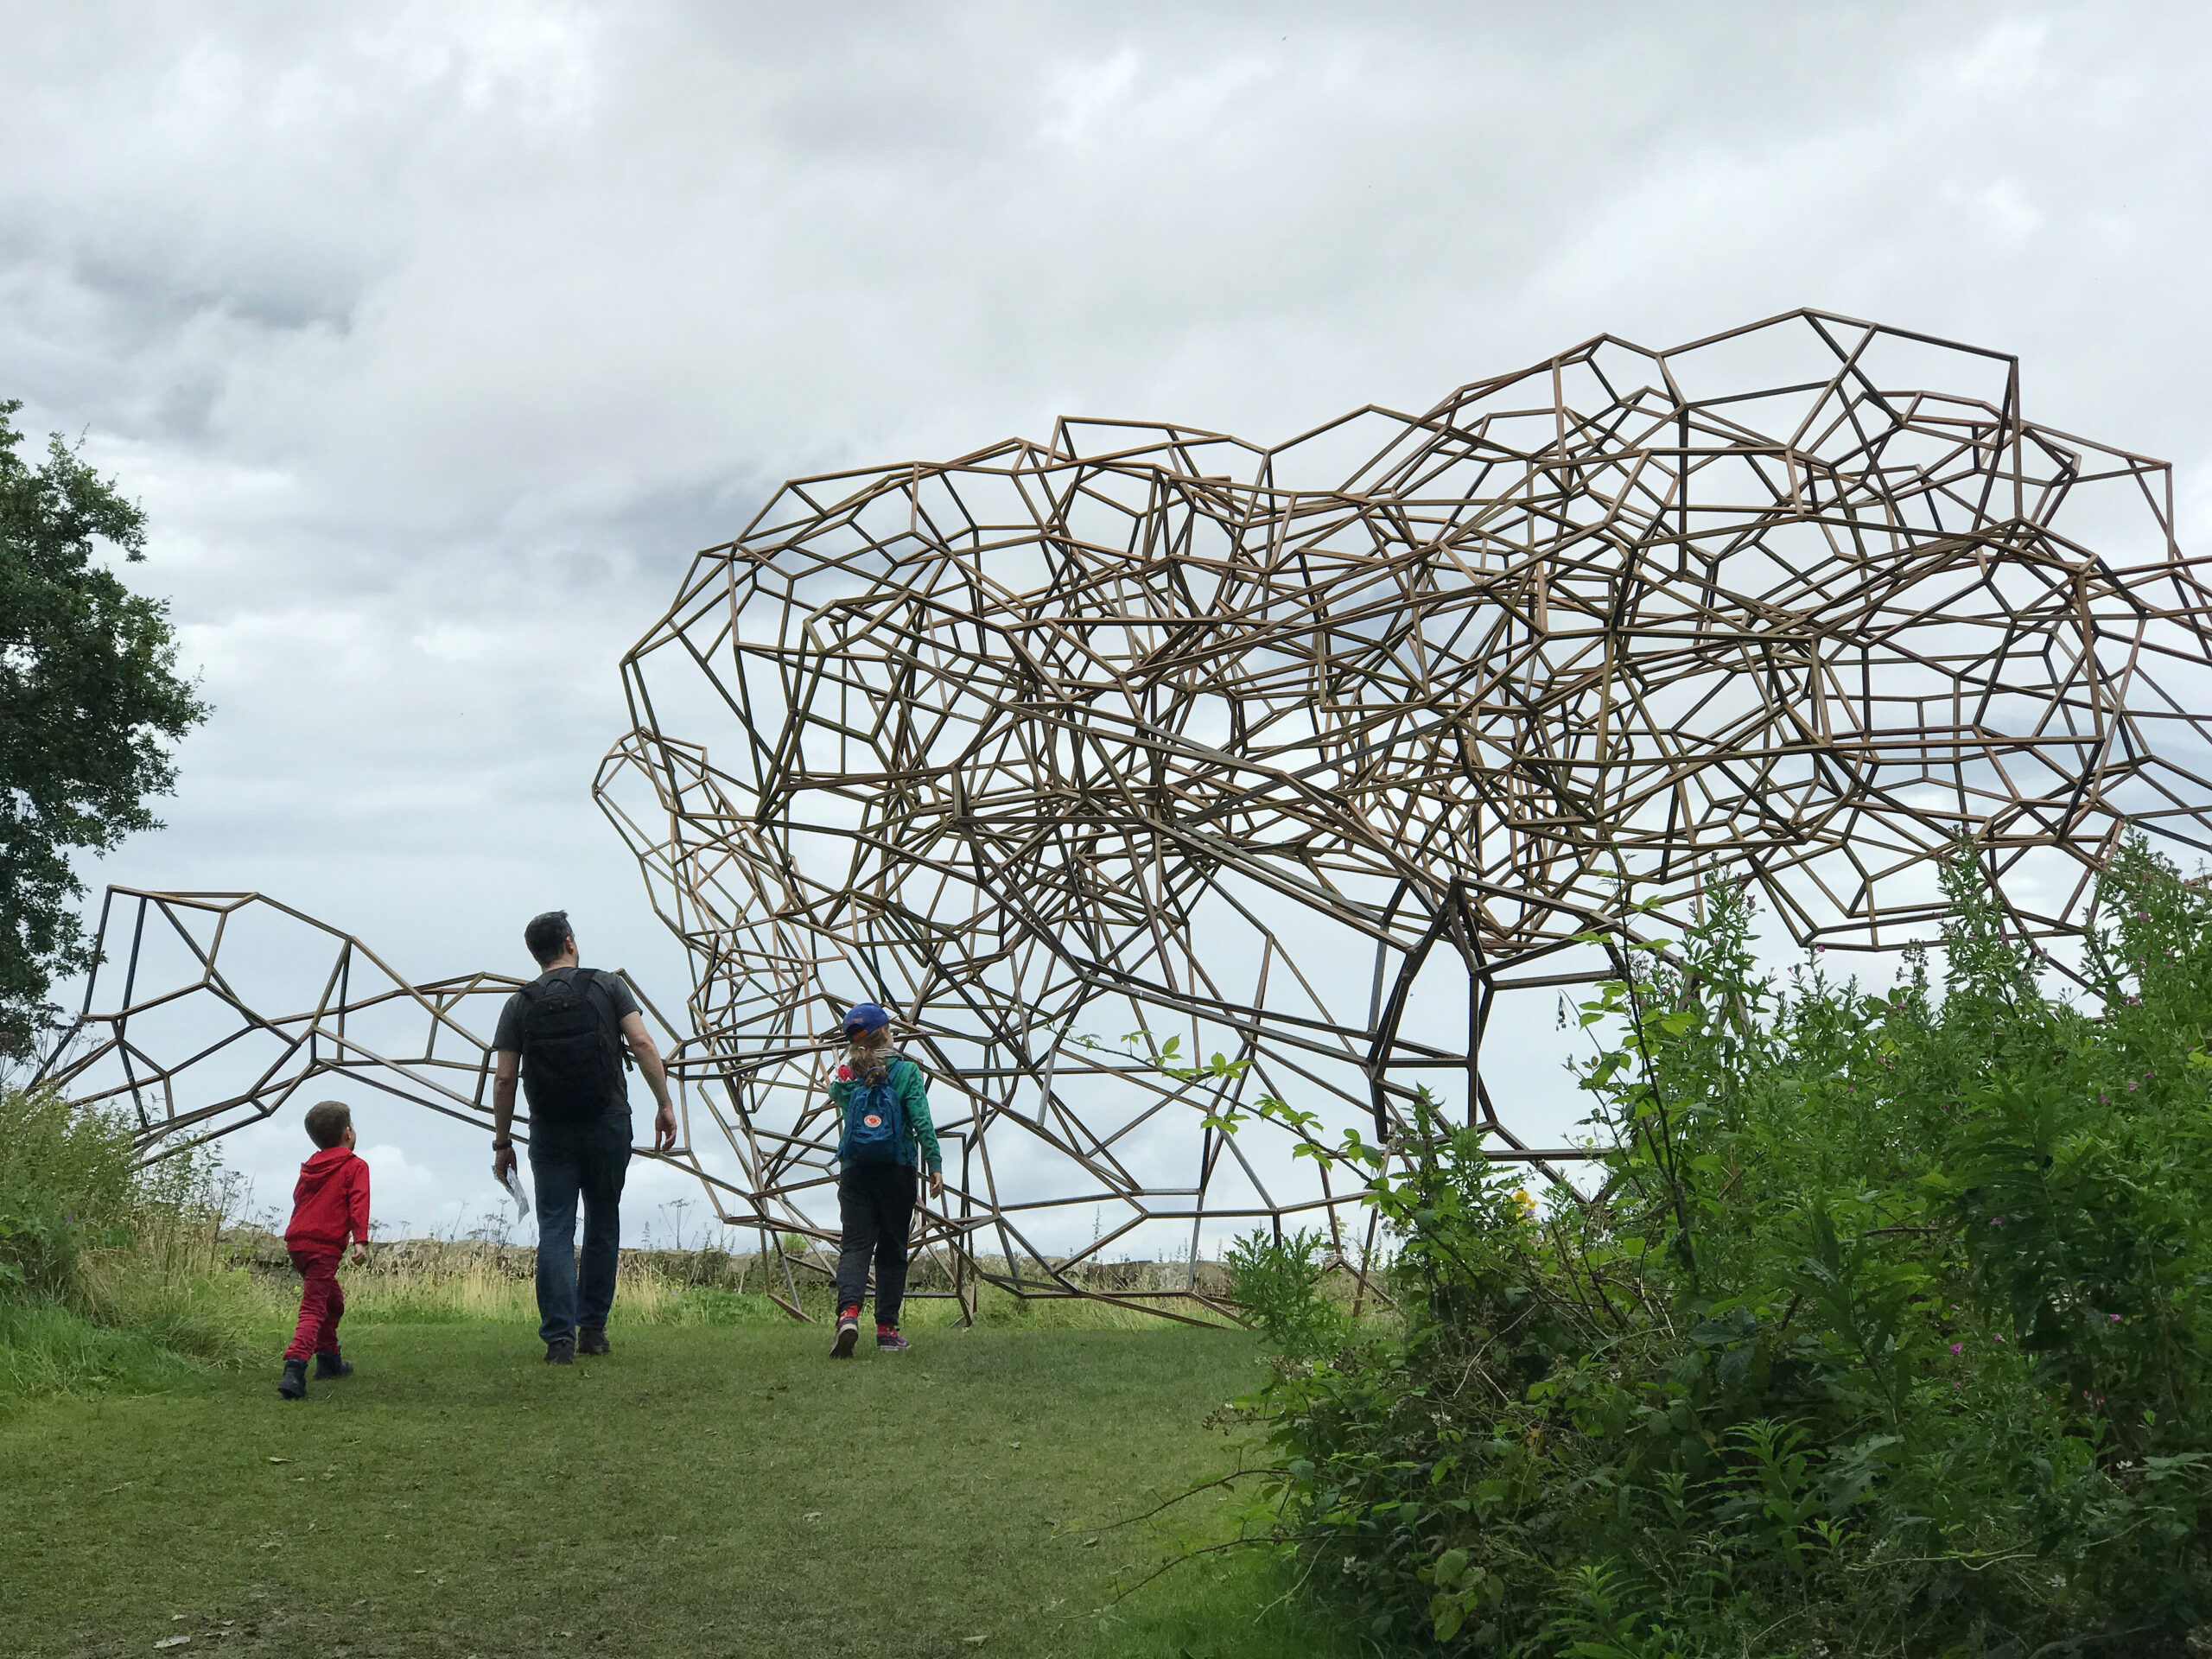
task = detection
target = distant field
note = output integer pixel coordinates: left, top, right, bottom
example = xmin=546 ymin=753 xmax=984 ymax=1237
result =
xmin=2 ymin=1320 xmax=1352 ymax=1659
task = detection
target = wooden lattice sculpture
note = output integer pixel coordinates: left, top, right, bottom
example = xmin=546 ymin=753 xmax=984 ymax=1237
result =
xmin=34 ymin=889 xmax=675 ymax=1162
xmin=41 ymin=311 xmax=2212 ymax=1315
xmin=594 ymin=310 xmax=2212 ymax=1300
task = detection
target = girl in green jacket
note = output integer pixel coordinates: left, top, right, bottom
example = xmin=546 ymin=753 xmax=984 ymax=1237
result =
xmin=828 ymin=1001 xmax=943 ymax=1356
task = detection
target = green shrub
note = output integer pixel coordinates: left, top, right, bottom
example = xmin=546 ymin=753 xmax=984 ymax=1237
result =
xmin=1231 ymin=842 xmax=2212 ymax=1656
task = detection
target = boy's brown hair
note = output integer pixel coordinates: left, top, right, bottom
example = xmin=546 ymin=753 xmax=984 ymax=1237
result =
xmin=303 ymin=1100 xmax=353 ymax=1149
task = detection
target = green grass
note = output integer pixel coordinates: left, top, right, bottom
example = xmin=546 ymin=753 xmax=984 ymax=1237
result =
xmin=1 ymin=1320 xmax=1356 ymax=1659
xmin=0 ymin=1298 xmax=207 ymax=1398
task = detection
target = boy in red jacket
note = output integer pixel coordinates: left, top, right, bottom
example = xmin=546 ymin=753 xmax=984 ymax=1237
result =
xmin=278 ymin=1100 xmax=372 ymax=1400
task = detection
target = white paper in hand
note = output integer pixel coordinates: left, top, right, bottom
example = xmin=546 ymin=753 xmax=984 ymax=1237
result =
xmin=504 ymin=1164 xmax=531 ymax=1220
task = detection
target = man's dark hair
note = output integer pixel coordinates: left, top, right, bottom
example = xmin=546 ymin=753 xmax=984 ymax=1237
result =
xmin=524 ymin=910 xmax=575 ymax=967
xmin=303 ymin=1100 xmax=353 ymax=1149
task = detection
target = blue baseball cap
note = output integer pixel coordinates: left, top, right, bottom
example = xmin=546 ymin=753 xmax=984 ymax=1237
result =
xmin=842 ymin=1001 xmax=893 ymax=1035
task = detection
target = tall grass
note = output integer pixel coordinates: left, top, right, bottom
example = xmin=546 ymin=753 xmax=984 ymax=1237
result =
xmin=227 ymin=1236 xmax=1186 ymax=1332
xmin=285 ymin=1240 xmax=795 ymax=1328
xmin=3 ymin=1082 xmax=1226 ymax=1402
xmin=0 ymin=1088 xmax=269 ymax=1399
xmin=0 ymin=1084 xmax=137 ymax=1298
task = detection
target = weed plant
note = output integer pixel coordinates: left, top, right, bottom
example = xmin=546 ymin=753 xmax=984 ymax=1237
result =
xmin=1224 ymin=1227 xmax=1352 ymax=1360
xmin=1224 ymin=842 xmax=2212 ymax=1656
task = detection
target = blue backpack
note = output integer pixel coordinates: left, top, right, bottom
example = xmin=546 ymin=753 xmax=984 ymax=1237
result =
xmin=841 ymin=1058 xmax=911 ymax=1166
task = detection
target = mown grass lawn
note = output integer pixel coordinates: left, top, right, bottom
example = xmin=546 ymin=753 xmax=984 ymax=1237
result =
xmin=3 ymin=1320 xmax=1345 ymax=1659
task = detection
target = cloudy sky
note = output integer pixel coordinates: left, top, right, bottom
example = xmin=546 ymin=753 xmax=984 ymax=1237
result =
xmin=8 ymin=2 xmax=2209 ymax=1239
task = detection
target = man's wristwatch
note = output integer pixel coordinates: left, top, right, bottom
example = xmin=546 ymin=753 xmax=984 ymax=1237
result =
xmin=491 ymin=1140 xmax=512 ymax=1151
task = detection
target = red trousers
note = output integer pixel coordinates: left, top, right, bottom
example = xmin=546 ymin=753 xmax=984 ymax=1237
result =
xmin=284 ymin=1249 xmax=346 ymax=1362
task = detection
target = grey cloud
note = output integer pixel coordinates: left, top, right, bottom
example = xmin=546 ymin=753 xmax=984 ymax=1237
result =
xmin=6 ymin=0 xmax=2209 ymax=1236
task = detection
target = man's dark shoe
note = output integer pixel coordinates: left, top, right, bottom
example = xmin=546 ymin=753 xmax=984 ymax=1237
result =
xmin=314 ymin=1353 xmax=353 ymax=1379
xmin=577 ymin=1327 xmax=611 ymax=1357
xmin=277 ymin=1357 xmax=308 ymax=1400
xmin=877 ymin=1327 xmax=911 ymax=1352
xmin=830 ymin=1313 xmax=860 ymax=1359
xmin=544 ymin=1338 xmax=575 ymax=1365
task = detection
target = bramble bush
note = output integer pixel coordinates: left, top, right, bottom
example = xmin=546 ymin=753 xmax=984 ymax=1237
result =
xmin=1223 ymin=842 xmax=2212 ymax=1656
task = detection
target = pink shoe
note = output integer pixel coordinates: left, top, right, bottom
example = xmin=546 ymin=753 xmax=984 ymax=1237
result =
xmin=877 ymin=1325 xmax=911 ymax=1352
xmin=830 ymin=1312 xmax=860 ymax=1359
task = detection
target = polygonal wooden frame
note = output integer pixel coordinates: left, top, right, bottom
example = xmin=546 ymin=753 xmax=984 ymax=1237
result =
xmin=41 ymin=310 xmax=2212 ymax=1319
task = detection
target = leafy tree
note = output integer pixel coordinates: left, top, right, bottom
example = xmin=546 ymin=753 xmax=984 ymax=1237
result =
xmin=0 ymin=402 xmax=207 ymax=1059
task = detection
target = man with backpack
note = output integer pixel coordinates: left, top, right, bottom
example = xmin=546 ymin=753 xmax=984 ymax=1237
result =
xmin=829 ymin=1001 xmax=943 ymax=1357
xmin=489 ymin=910 xmax=678 ymax=1363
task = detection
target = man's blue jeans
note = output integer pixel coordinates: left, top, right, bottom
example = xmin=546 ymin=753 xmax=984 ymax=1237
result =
xmin=529 ymin=1112 xmax=632 ymax=1345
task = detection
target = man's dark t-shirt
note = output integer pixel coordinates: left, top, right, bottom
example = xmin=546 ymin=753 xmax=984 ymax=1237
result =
xmin=493 ymin=967 xmax=641 ymax=1118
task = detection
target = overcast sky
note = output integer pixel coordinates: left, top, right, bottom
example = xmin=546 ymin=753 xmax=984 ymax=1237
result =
xmin=8 ymin=1 xmax=2209 ymax=1240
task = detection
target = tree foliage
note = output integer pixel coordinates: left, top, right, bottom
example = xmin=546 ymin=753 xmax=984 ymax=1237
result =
xmin=0 ymin=402 xmax=207 ymax=1058
xmin=1224 ymin=842 xmax=2212 ymax=1656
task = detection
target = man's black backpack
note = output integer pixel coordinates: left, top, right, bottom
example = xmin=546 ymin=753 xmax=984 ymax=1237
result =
xmin=517 ymin=969 xmax=627 ymax=1124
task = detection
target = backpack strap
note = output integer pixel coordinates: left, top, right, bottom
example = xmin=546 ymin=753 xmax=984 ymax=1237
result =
xmin=887 ymin=1056 xmax=917 ymax=1165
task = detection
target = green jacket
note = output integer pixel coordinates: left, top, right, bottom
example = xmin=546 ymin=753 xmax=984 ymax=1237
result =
xmin=830 ymin=1053 xmax=942 ymax=1174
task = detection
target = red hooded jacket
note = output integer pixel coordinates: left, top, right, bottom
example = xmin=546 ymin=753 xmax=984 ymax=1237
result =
xmin=285 ymin=1147 xmax=371 ymax=1253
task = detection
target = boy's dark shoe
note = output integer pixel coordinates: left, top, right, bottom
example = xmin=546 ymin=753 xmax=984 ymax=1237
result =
xmin=830 ymin=1313 xmax=860 ymax=1359
xmin=314 ymin=1353 xmax=353 ymax=1379
xmin=577 ymin=1326 xmax=611 ymax=1357
xmin=277 ymin=1357 xmax=308 ymax=1400
xmin=877 ymin=1327 xmax=911 ymax=1352
xmin=544 ymin=1338 xmax=575 ymax=1365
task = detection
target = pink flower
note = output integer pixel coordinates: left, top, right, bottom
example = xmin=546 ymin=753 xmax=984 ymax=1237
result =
xmin=1949 ymin=1342 xmax=1963 ymax=1355
xmin=2110 ymin=1313 xmax=2122 ymax=1322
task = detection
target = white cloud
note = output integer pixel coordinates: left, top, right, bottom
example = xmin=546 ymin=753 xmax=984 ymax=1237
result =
xmin=10 ymin=0 xmax=2210 ymax=1242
